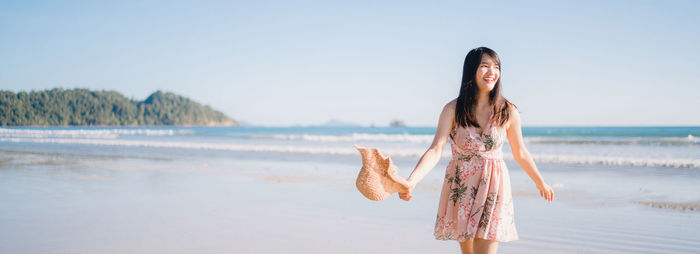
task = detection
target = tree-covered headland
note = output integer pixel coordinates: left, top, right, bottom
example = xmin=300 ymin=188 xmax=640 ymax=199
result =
xmin=0 ymin=88 xmax=239 ymax=126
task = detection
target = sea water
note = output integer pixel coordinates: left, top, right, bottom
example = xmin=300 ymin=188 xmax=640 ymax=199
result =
xmin=1 ymin=126 xmax=699 ymax=253
xmin=1 ymin=126 xmax=697 ymax=167
xmin=1 ymin=125 xmax=698 ymax=201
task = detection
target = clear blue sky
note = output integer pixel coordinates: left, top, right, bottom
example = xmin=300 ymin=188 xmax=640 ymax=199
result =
xmin=1 ymin=0 xmax=698 ymax=126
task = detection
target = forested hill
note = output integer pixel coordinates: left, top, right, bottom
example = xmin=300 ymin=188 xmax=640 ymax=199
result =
xmin=0 ymin=88 xmax=239 ymax=126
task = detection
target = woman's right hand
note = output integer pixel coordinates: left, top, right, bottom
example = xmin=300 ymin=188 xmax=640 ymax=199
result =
xmin=399 ymin=181 xmax=416 ymax=201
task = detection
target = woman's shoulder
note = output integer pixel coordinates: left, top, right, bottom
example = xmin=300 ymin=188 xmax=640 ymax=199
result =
xmin=445 ymin=98 xmax=457 ymax=111
xmin=440 ymin=99 xmax=457 ymax=120
xmin=439 ymin=99 xmax=457 ymax=128
xmin=504 ymin=100 xmax=520 ymax=128
xmin=505 ymin=100 xmax=518 ymax=114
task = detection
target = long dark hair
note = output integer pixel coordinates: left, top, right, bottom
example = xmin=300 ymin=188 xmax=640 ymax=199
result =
xmin=455 ymin=47 xmax=515 ymax=129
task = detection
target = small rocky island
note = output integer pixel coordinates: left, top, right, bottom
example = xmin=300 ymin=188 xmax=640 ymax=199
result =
xmin=0 ymin=88 xmax=239 ymax=126
xmin=389 ymin=119 xmax=406 ymax=127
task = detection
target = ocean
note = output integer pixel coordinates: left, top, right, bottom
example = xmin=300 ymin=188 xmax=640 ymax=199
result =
xmin=1 ymin=126 xmax=699 ymax=253
xmin=1 ymin=125 xmax=697 ymax=168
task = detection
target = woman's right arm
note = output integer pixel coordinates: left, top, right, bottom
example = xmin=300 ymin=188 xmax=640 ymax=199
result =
xmin=399 ymin=100 xmax=456 ymax=201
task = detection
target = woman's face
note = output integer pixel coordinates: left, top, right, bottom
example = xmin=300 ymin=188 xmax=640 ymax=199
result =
xmin=474 ymin=54 xmax=500 ymax=92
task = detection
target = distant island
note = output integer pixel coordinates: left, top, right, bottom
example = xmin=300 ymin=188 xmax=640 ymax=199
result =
xmin=0 ymin=88 xmax=239 ymax=126
xmin=389 ymin=119 xmax=406 ymax=127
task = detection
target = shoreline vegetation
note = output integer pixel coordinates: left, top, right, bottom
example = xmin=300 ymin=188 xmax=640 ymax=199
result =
xmin=0 ymin=88 xmax=239 ymax=127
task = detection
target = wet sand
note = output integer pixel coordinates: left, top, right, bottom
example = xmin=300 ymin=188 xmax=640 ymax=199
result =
xmin=1 ymin=151 xmax=699 ymax=254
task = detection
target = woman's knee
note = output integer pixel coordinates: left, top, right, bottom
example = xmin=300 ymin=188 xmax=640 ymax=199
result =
xmin=472 ymin=238 xmax=499 ymax=254
xmin=458 ymin=238 xmax=474 ymax=254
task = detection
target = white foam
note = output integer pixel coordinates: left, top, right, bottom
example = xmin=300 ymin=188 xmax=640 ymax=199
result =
xmin=255 ymin=133 xmax=700 ymax=146
xmin=1 ymin=137 xmax=698 ymax=169
xmin=0 ymin=128 xmax=192 ymax=139
xmin=525 ymin=136 xmax=700 ymax=146
xmin=526 ymin=154 xmax=700 ymax=169
xmin=0 ymin=137 xmax=362 ymax=155
xmin=257 ymin=133 xmax=434 ymax=143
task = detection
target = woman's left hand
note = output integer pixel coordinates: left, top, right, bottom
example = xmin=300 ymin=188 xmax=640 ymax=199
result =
xmin=537 ymin=183 xmax=554 ymax=202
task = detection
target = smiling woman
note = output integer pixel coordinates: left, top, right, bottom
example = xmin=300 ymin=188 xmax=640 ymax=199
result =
xmin=399 ymin=47 xmax=554 ymax=254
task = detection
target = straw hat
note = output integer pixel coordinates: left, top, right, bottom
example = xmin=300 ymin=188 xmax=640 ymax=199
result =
xmin=354 ymin=145 xmax=410 ymax=201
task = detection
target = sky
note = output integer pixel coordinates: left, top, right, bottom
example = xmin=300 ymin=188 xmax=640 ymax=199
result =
xmin=1 ymin=0 xmax=699 ymax=127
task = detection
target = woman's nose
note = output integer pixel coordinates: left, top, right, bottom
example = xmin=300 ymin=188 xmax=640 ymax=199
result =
xmin=487 ymin=67 xmax=499 ymax=75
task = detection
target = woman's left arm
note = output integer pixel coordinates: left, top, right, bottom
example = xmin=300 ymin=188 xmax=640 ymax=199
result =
xmin=506 ymin=106 xmax=554 ymax=202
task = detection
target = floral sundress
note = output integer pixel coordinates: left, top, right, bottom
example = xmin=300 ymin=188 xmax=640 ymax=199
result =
xmin=434 ymin=113 xmax=518 ymax=242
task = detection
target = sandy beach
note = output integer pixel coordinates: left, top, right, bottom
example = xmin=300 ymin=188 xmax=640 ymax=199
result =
xmin=1 ymin=145 xmax=699 ymax=254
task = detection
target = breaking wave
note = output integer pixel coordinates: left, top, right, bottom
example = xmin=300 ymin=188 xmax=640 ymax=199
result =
xmin=0 ymin=128 xmax=194 ymax=139
xmin=525 ymin=135 xmax=699 ymax=146
xmin=253 ymin=133 xmax=699 ymax=146
xmin=1 ymin=137 xmax=697 ymax=169
xmin=254 ymin=133 xmax=433 ymax=143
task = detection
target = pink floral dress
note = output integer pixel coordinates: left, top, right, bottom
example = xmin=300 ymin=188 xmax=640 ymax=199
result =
xmin=434 ymin=113 xmax=518 ymax=242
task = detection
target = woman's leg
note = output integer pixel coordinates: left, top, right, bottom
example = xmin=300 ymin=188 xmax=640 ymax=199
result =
xmin=473 ymin=238 xmax=499 ymax=254
xmin=458 ymin=238 xmax=474 ymax=254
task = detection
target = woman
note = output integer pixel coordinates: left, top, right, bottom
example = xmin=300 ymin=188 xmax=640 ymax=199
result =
xmin=399 ymin=47 xmax=554 ymax=254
